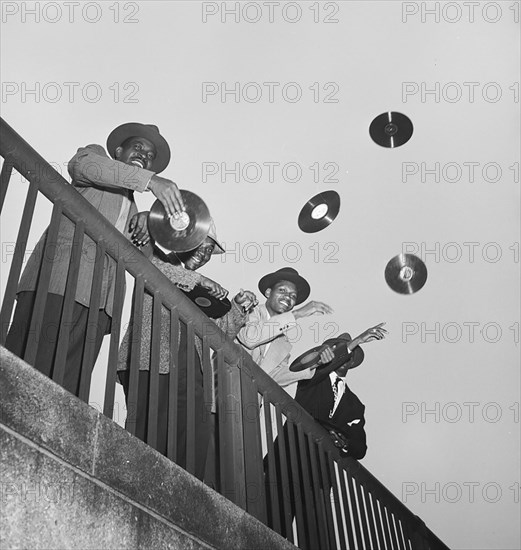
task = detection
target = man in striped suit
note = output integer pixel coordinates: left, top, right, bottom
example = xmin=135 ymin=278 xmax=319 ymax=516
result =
xmin=6 ymin=123 xmax=183 ymax=396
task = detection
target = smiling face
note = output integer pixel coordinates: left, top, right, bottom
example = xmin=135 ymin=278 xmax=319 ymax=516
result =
xmin=182 ymin=238 xmax=215 ymax=271
xmin=115 ymin=136 xmax=157 ymax=170
xmin=264 ymin=280 xmax=298 ymax=316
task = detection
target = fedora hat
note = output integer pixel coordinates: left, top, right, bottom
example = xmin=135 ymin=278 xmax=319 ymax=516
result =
xmin=258 ymin=267 xmax=310 ymax=305
xmin=319 ymin=333 xmax=364 ymax=375
xmin=207 ymin=218 xmax=225 ymax=255
xmin=107 ymin=122 xmax=171 ymax=174
xmin=289 ymin=332 xmax=364 ymax=374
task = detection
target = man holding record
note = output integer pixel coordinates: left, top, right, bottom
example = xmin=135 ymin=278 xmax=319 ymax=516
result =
xmin=118 ymin=218 xmax=257 ymax=481
xmin=266 ymin=324 xmax=386 ymax=538
xmin=6 ymin=122 xmax=184 ymax=396
xmin=295 ymin=324 xmax=387 ymax=459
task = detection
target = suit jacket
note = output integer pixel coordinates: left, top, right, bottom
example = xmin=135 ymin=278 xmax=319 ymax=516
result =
xmin=18 ymin=144 xmax=155 ymax=316
xmin=236 ymin=304 xmax=313 ymax=387
xmin=295 ymin=366 xmax=367 ymax=459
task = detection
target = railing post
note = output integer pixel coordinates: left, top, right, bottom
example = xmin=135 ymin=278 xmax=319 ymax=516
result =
xmin=410 ymin=516 xmax=430 ymax=550
xmin=0 ymin=178 xmax=39 ymax=345
xmin=166 ymin=307 xmax=180 ymax=461
xmin=0 ymin=157 xmax=13 ymax=211
xmin=78 ymin=240 xmax=106 ymax=402
xmin=239 ymin=359 xmax=267 ymax=524
xmin=103 ymin=258 xmax=125 ymax=419
xmin=217 ymin=351 xmax=246 ymax=509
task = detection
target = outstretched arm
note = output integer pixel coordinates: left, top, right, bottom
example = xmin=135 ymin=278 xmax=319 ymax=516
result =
xmin=347 ymin=322 xmax=387 ymax=351
xmin=293 ymin=300 xmax=333 ymax=319
xmin=301 ymin=323 xmax=387 ymax=386
xmin=237 ymin=300 xmax=334 ymax=351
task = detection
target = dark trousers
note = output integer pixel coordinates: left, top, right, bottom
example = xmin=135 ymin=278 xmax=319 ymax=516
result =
xmin=5 ymin=291 xmax=111 ymax=396
xmin=118 ymin=323 xmax=215 ymax=483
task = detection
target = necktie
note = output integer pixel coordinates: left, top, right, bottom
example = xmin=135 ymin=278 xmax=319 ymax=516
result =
xmin=330 ymin=376 xmax=343 ymax=418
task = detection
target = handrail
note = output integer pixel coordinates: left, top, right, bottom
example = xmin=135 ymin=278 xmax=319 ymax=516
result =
xmin=0 ymin=118 xmax=241 ymax=362
xmin=0 ymin=116 xmax=449 ymax=550
xmin=0 ymin=117 xmax=346 ymax=433
xmin=0 ymin=116 xmax=356 ymax=449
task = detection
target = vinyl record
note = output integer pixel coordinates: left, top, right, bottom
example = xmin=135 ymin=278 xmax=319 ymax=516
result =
xmin=289 ymin=343 xmax=325 ymax=372
xmin=369 ymin=112 xmax=413 ymax=148
xmin=148 ymin=190 xmax=211 ymax=252
xmin=290 ymin=336 xmax=363 ymax=373
xmin=298 ymin=190 xmax=341 ymax=233
xmin=385 ymin=253 xmax=427 ymax=294
xmin=182 ymin=285 xmax=231 ymax=319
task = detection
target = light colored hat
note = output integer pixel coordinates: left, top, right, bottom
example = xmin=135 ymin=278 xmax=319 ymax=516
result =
xmin=207 ymin=219 xmax=225 ymax=254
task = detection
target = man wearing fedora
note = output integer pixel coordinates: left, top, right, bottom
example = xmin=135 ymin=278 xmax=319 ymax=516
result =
xmin=6 ymin=122 xmax=184 ymax=395
xmin=266 ymin=324 xmax=386 ymax=539
xmin=117 ymin=218 xmax=257 ymax=482
xmin=295 ymin=323 xmax=386 ymax=460
xmin=237 ymin=267 xmax=333 ymax=386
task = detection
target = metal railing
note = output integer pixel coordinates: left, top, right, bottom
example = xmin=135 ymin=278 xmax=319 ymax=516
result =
xmin=0 ymin=117 xmax=449 ymax=550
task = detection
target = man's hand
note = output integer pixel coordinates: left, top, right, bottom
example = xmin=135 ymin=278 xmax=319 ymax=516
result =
xmin=318 ymin=345 xmax=335 ymax=365
xmin=148 ymin=175 xmax=185 ymax=218
xmin=234 ymin=289 xmax=258 ymax=313
xmin=199 ymin=275 xmax=229 ymax=300
xmin=350 ymin=322 xmax=387 ymax=349
xmin=128 ymin=211 xmax=150 ymax=246
xmin=293 ymin=301 xmax=333 ymax=319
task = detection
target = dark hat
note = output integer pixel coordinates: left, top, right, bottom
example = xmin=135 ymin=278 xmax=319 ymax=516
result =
xmin=106 ymin=123 xmax=171 ymax=174
xmin=318 ymin=333 xmax=365 ymax=376
xmin=258 ymin=267 xmax=310 ymax=305
xmin=289 ymin=332 xmax=364 ymax=374
xmin=208 ymin=218 xmax=225 ymax=255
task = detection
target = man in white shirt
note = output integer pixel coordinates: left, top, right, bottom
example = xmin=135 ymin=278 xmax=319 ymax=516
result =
xmin=236 ymin=267 xmax=333 ymax=387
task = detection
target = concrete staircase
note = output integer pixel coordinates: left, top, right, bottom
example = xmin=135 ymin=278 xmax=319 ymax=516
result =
xmin=0 ymin=346 xmax=296 ymax=550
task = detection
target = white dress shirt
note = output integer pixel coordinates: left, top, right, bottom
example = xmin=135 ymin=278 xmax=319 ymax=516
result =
xmin=329 ymin=372 xmax=346 ymax=418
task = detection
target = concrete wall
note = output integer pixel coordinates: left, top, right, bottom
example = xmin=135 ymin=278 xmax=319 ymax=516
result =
xmin=0 ymin=347 xmax=296 ymax=550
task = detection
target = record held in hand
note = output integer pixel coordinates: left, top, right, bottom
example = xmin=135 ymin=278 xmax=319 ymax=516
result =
xmin=289 ymin=343 xmax=325 ymax=372
xmin=369 ymin=112 xmax=413 ymax=148
xmin=290 ymin=335 xmax=362 ymax=373
xmin=148 ymin=190 xmax=211 ymax=252
xmin=385 ymin=253 xmax=427 ymax=294
xmin=182 ymin=285 xmax=231 ymax=319
xmin=298 ymin=190 xmax=340 ymax=233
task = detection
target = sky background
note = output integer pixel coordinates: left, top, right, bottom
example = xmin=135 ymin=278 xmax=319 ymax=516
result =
xmin=1 ymin=1 xmax=520 ymax=548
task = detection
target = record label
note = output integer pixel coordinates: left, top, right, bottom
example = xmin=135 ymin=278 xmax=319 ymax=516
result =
xmin=148 ymin=190 xmax=211 ymax=252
